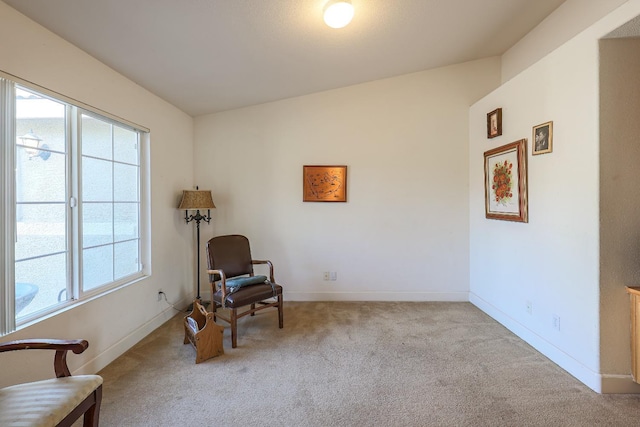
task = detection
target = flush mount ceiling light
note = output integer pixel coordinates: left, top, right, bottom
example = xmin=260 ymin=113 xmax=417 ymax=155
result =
xmin=323 ymin=0 xmax=354 ymax=29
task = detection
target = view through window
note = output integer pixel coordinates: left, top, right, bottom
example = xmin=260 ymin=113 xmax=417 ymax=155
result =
xmin=2 ymin=80 xmax=148 ymax=331
xmin=15 ymin=87 xmax=69 ymax=318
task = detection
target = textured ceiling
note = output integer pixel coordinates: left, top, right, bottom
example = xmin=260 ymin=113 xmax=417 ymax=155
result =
xmin=3 ymin=0 xmax=567 ymax=116
xmin=604 ymin=14 xmax=640 ymax=38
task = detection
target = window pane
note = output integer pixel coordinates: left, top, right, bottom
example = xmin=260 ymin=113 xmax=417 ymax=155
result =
xmin=80 ymin=113 xmax=142 ymax=294
xmin=83 ymin=203 xmax=113 ymax=247
xmin=16 ymin=148 xmax=66 ymax=203
xmin=114 ymin=163 xmax=138 ymax=202
xmin=16 ymin=253 xmax=68 ymax=318
xmin=16 ymin=203 xmax=66 ymax=261
xmin=83 ymin=245 xmax=113 ymax=291
xmin=114 ymin=203 xmax=138 ymax=242
xmin=83 ymin=157 xmax=112 ymax=201
xmin=114 ymin=241 xmax=139 ymax=280
xmin=14 ymin=87 xmax=69 ymax=322
xmin=114 ymin=126 xmax=138 ymax=165
xmin=16 ymin=88 xmax=66 ymax=154
xmin=82 ymin=114 xmax=112 ymax=160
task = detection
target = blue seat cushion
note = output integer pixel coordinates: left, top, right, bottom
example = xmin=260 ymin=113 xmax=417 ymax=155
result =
xmin=225 ymin=275 xmax=268 ymax=290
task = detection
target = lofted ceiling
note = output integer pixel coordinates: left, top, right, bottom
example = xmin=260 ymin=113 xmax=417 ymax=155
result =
xmin=3 ymin=0 xmax=566 ymax=116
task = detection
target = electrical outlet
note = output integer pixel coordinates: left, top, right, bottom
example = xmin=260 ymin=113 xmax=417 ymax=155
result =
xmin=330 ymin=272 xmax=337 ymax=281
xmin=552 ymin=314 xmax=561 ymax=331
xmin=526 ymin=301 xmax=532 ymax=315
xmin=323 ymin=272 xmax=330 ymax=281
xmin=157 ymin=289 xmax=164 ymax=302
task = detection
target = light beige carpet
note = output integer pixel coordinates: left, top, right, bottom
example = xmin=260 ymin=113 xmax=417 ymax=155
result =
xmin=97 ymin=302 xmax=640 ymax=426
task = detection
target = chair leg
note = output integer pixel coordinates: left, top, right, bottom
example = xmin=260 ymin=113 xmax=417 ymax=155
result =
xmin=83 ymin=385 xmax=102 ymax=427
xmin=251 ymin=303 xmax=256 ymax=316
xmin=231 ymin=308 xmax=238 ymax=348
xmin=212 ymin=303 xmax=217 ymax=322
xmin=278 ymin=294 xmax=283 ymax=329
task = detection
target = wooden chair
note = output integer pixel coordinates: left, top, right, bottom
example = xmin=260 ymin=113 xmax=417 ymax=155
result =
xmin=206 ymin=235 xmax=283 ymax=348
xmin=0 ymin=339 xmax=103 ymax=427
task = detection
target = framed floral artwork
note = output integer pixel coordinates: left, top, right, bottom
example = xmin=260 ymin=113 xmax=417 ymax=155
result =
xmin=303 ymin=165 xmax=347 ymax=202
xmin=487 ymin=108 xmax=502 ymax=139
xmin=532 ymin=121 xmax=553 ymax=155
xmin=484 ymin=139 xmax=528 ymax=222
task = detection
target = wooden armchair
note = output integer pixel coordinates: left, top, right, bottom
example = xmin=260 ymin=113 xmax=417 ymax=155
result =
xmin=206 ymin=235 xmax=283 ymax=348
xmin=0 ymin=339 xmax=103 ymax=427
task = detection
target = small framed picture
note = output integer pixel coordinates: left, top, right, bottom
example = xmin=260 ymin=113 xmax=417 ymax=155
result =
xmin=487 ymin=108 xmax=502 ymax=139
xmin=484 ymin=139 xmax=528 ymax=223
xmin=303 ymin=165 xmax=347 ymax=202
xmin=532 ymin=121 xmax=553 ymax=155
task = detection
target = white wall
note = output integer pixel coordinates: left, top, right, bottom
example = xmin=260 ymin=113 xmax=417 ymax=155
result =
xmin=470 ymin=0 xmax=640 ymax=393
xmin=0 ymin=2 xmax=195 ymax=387
xmin=501 ymin=0 xmax=628 ymax=83
xmin=194 ymin=58 xmax=501 ymax=302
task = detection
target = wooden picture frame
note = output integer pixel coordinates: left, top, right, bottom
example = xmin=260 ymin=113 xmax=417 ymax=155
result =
xmin=484 ymin=139 xmax=528 ymax=222
xmin=303 ymin=165 xmax=347 ymax=202
xmin=487 ymin=108 xmax=502 ymax=139
xmin=532 ymin=121 xmax=553 ymax=155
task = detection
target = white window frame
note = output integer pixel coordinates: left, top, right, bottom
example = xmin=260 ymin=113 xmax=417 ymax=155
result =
xmin=0 ymin=71 xmax=151 ymax=334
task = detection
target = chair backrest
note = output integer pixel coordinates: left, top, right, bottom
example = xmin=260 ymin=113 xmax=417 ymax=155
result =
xmin=206 ymin=235 xmax=254 ymax=281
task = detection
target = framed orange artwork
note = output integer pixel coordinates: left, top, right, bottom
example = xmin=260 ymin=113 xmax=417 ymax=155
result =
xmin=484 ymin=139 xmax=528 ymax=222
xmin=303 ymin=165 xmax=347 ymax=202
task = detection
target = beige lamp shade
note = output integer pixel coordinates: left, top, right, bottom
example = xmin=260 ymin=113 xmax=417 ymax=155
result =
xmin=177 ymin=190 xmax=216 ymax=210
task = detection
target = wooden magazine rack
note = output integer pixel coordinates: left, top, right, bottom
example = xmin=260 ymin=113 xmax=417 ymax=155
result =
xmin=183 ymin=300 xmax=224 ymax=363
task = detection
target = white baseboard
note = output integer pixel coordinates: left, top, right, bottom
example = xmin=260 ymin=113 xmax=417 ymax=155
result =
xmin=470 ymin=292 xmax=640 ymax=394
xmin=73 ymin=297 xmax=189 ymax=376
xmin=284 ymin=291 xmax=469 ymax=302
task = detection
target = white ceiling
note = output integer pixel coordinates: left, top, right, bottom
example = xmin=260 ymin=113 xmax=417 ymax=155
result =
xmin=3 ymin=0 xmax=566 ymax=116
xmin=604 ymin=14 xmax=640 ymax=38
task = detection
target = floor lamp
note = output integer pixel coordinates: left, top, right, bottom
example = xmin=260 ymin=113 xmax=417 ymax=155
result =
xmin=178 ymin=188 xmax=216 ymax=302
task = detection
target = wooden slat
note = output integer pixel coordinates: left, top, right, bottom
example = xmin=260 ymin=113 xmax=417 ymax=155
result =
xmin=626 ymin=287 xmax=640 ymax=383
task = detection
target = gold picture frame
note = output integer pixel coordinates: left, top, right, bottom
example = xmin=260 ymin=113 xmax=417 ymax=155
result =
xmin=303 ymin=165 xmax=347 ymax=202
xmin=484 ymin=139 xmax=528 ymax=222
xmin=532 ymin=121 xmax=553 ymax=155
xmin=487 ymin=108 xmax=502 ymax=139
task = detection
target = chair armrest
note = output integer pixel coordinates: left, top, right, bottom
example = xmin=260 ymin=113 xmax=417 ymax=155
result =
xmin=252 ymin=260 xmax=274 ymax=282
xmin=207 ymin=269 xmax=228 ymax=299
xmin=0 ymin=339 xmax=88 ymax=353
xmin=0 ymin=339 xmax=89 ymax=378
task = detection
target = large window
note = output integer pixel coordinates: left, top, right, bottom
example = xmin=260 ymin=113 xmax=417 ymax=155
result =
xmin=1 ymin=77 xmax=149 ymax=334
